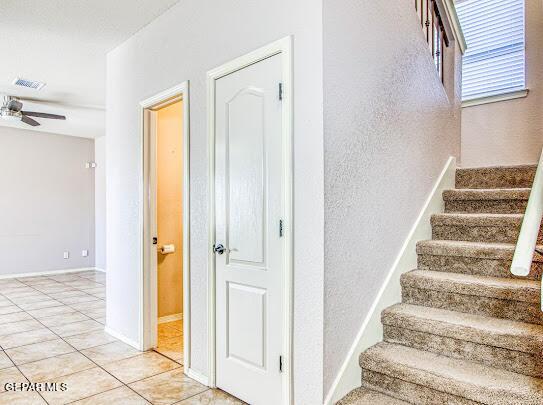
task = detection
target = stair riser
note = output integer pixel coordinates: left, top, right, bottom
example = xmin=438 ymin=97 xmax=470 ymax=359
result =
xmin=417 ymin=254 xmax=543 ymax=280
xmin=445 ymin=200 xmax=528 ymax=214
xmin=402 ymin=287 xmax=543 ymax=325
xmin=361 ymin=370 xmax=479 ymax=405
xmin=432 ymin=224 xmax=543 ymax=244
xmin=383 ymin=325 xmax=543 ymax=378
xmin=456 ymin=166 xmax=536 ymax=189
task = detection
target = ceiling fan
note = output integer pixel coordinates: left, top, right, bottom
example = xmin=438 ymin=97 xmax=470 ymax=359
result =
xmin=0 ymin=95 xmax=66 ymax=127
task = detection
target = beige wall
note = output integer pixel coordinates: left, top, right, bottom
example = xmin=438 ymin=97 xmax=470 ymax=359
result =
xmin=157 ymin=101 xmax=183 ymax=318
xmin=460 ymin=0 xmax=543 ymax=167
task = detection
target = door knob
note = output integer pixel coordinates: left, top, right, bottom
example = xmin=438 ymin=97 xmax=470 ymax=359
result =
xmin=213 ymin=244 xmax=226 ymax=255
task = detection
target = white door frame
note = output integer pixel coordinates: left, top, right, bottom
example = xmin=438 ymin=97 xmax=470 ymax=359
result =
xmin=207 ymin=36 xmax=293 ymax=404
xmin=140 ymin=81 xmax=191 ymax=370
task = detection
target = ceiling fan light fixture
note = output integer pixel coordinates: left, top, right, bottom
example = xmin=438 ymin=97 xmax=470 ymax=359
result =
xmin=0 ymin=108 xmax=21 ymax=121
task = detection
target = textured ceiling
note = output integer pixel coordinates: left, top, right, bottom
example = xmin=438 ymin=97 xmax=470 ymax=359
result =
xmin=0 ymin=0 xmax=180 ymax=138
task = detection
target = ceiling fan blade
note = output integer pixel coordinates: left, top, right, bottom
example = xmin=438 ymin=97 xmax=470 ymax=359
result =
xmin=21 ymin=111 xmax=66 ymax=120
xmin=21 ymin=115 xmax=40 ymax=127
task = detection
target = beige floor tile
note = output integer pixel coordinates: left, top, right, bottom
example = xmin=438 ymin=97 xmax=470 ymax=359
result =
xmin=0 ymin=305 xmax=22 ymax=315
xmin=47 ymin=290 xmax=89 ymax=300
xmin=71 ymin=386 xmax=150 ymax=404
xmin=91 ymin=292 xmax=106 ymax=299
xmin=19 ymin=352 xmax=94 ymax=382
xmin=34 ymin=285 xmax=74 ymax=294
xmin=81 ymin=287 xmax=105 ymax=294
xmin=102 ymin=352 xmax=180 ymax=383
xmin=0 ymin=328 xmax=58 ymax=350
xmin=0 ymin=319 xmax=43 ymax=337
xmin=59 ymin=295 xmax=99 ymax=305
xmin=10 ymin=295 xmax=51 ymax=305
xmin=0 ymin=352 xmax=13 ymax=370
xmin=177 ymin=389 xmax=246 ymax=404
xmin=0 ymin=311 xmax=32 ymax=325
xmin=39 ymin=312 xmax=90 ymax=328
xmin=69 ymin=299 xmax=105 ymax=311
xmin=49 ymin=319 xmax=103 ymax=337
xmin=0 ymin=298 xmax=14 ymax=307
xmin=95 ymin=317 xmax=106 ymax=324
xmin=81 ymin=341 xmax=141 ymax=365
xmin=0 ymin=390 xmax=47 ymax=404
xmin=0 ymin=367 xmax=28 ymax=392
xmin=6 ymin=339 xmax=75 ymax=365
xmin=129 ymin=368 xmax=207 ymax=405
xmin=63 ymin=329 xmax=117 ymax=350
xmin=39 ymin=367 xmax=122 ymax=405
xmin=83 ymin=307 xmax=105 ymax=319
xmin=18 ymin=300 xmax=63 ymax=311
xmin=27 ymin=305 xmax=74 ymax=319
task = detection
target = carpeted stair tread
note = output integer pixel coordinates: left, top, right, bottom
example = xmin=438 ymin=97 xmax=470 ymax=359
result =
xmin=431 ymin=212 xmax=523 ymax=226
xmin=456 ymin=165 xmax=536 ymax=189
xmin=417 ymin=239 xmax=543 ymax=261
xmin=443 ymin=188 xmax=531 ymax=201
xmin=382 ymin=303 xmax=543 ymax=354
xmin=401 ymin=270 xmax=540 ymax=303
xmin=336 ymin=387 xmax=409 ymax=405
xmin=360 ymin=342 xmax=543 ymax=404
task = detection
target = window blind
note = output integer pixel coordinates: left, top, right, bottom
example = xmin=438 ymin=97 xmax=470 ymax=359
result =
xmin=456 ymin=0 xmax=525 ymax=101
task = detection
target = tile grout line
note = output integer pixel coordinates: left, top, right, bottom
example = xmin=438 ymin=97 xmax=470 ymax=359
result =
xmin=0 ymin=286 xmax=51 ymax=404
xmin=13 ymin=273 xmax=154 ymax=404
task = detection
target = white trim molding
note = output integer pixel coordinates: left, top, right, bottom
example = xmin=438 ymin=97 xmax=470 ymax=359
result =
xmin=324 ymin=157 xmax=457 ymax=405
xmin=0 ymin=267 xmax=99 ymax=280
xmin=436 ymin=0 xmax=467 ymax=54
xmin=207 ymin=36 xmax=294 ymax=404
xmin=104 ymin=326 xmax=142 ymax=350
xmin=158 ymin=313 xmax=183 ymax=324
xmin=462 ymin=89 xmax=529 ymax=108
xmin=186 ymin=368 xmax=209 ymax=387
xmin=139 ymin=80 xmax=191 ymax=370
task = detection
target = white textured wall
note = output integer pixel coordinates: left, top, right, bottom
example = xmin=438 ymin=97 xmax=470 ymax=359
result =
xmin=0 ymin=126 xmax=95 ymax=275
xmin=94 ymin=136 xmax=106 ymax=270
xmin=323 ymin=0 xmax=462 ymax=394
xmin=461 ymin=0 xmax=543 ymax=167
xmin=105 ymin=1 xmax=324 ymax=402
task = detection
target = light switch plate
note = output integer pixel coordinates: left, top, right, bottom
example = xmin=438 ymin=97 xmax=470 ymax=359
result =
xmin=82 ymin=250 xmax=88 ymax=257
xmin=63 ymin=251 xmax=69 ymax=259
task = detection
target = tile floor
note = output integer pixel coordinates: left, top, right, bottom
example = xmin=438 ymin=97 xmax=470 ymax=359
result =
xmin=0 ymin=270 xmax=244 ymax=404
xmin=155 ymin=320 xmax=183 ymax=362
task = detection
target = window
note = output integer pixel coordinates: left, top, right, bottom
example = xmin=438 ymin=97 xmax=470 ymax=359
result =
xmin=456 ymin=0 xmax=526 ymax=101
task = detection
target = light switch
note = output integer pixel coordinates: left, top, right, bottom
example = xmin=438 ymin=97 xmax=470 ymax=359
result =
xmin=63 ymin=251 xmax=69 ymax=259
xmin=82 ymin=250 xmax=88 ymax=257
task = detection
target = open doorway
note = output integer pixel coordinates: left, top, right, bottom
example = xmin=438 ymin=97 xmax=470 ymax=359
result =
xmin=154 ymin=100 xmax=184 ymax=361
xmin=141 ymin=82 xmax=190 ymax=370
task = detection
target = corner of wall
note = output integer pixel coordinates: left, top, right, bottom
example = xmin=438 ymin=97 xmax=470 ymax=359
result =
xmin=323 ymin=156 xmax=456 ymax=405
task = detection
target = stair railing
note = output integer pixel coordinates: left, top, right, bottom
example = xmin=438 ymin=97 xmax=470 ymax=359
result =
xmin=511 ymin=148 xmax=543 ymax=308
xmin=415 ymin=0 xmax=449 ymax=82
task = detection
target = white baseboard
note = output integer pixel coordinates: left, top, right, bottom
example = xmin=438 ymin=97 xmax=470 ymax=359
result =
xmin=104 ymin=326 xmax=142 ymax=351
xmin=186 ymin=367 xmax=209 ymax=387
xmin=158 ymin=313 xmax=183 ymax=324
xmin=324 ymin=156 xmax=457 ymax=405
xmin=0 ymin=267 xmax=100 ymax=280
xmin=93 ymin=267 xmax=106 ymax=273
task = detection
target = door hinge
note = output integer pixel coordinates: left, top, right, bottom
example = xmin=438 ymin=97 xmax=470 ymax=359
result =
xmin=279 ymin=355 xmax=283 ymax=372
xmin=279 ymin=219 xmax=284 ymax=237
xmin=279 ymin=82 xmax=283 ymax=101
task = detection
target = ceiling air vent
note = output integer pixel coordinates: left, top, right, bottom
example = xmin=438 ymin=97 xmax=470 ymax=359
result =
xmin=12 ymin=77 xmax=46 ymax=90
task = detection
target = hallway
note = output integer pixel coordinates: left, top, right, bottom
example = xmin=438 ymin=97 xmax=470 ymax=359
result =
xmin=0 ymin=270 xmax=242 ymax=404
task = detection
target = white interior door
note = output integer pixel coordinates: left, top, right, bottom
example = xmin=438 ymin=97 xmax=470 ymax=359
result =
xmin=214 ymin=53 xmax=284 ymax=405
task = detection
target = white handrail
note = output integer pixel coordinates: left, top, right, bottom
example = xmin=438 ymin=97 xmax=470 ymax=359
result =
xmin=511 ymin=148 xmax=543 ymax=281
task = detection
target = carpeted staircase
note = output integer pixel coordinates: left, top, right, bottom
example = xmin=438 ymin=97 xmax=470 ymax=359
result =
xmin=338 ymin=164 xmax=543 ymax=405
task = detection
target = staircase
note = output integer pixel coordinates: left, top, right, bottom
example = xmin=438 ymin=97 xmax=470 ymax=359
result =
xmin=338 ymin=165 xmax=543 ymax=405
